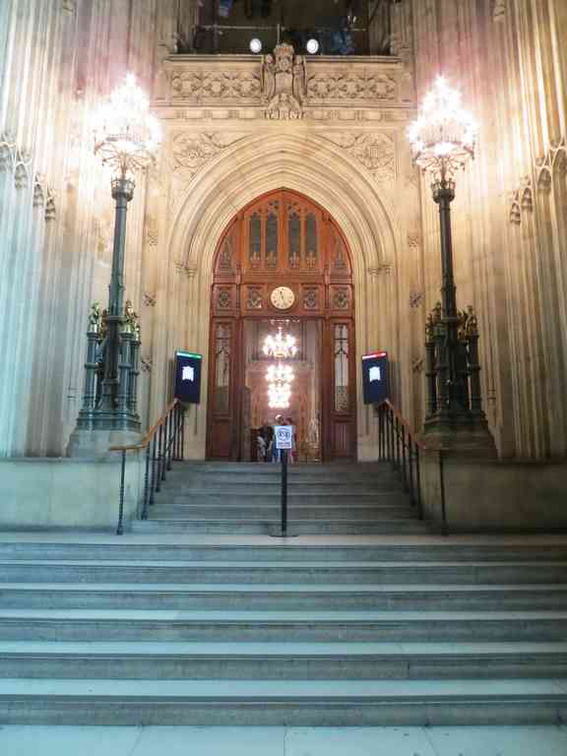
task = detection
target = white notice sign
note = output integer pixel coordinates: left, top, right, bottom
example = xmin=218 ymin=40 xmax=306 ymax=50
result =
xmin=274 ymin=425 xmax=293 ymax=450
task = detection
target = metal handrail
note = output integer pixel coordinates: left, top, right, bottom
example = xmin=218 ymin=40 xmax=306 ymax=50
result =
xmin=377 ymin=400 xmax=425 ymax=519
xmin=110 ymin=398 xmax=185 ymax=535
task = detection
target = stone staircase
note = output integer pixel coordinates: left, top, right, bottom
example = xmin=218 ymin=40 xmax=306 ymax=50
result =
xmin=1 ymin=462 xmax=567 ymax=725
xmin=132 ymin=461 xmax=429 ymax=535
xmin=1 ymin=533 xmax=567 ymax=724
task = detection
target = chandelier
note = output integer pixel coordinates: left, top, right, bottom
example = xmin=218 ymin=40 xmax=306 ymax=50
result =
xmin=93 ymin=73 xmax=162 ymax=179
xmin=407 ymin=76 xmax=477 ymax=181
xmin=267 ymin=381 xmax=292 ymax=409
xmin=266 ymin=363 xmax=295 ymax=383
xmin=263 ymin=327 xmax=297 ymax=360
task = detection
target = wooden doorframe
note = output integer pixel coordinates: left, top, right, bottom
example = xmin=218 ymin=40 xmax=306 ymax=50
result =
xmin=206 ymin=189 xmax=356 ymax=461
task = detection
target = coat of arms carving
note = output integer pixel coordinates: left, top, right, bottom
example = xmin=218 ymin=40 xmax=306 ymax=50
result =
xmin=261 ymin=44 xmax=306 ymax=120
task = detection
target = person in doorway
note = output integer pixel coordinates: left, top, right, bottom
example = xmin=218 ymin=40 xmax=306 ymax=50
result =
xmin=259 ymin=419 xmax=273 ymax=463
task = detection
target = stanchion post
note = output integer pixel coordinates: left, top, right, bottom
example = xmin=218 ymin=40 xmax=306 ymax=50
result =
xmin=281 ymin=448 xmax=288 ymax=536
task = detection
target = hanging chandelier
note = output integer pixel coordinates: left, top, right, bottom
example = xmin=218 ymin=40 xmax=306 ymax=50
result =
xmin=262 ymin=326 xmax=297 ymax=360
xmin=266 ymin=363 xmax=295 ymax=383
xmin=267 ymin=381 xmax=292 ymax=409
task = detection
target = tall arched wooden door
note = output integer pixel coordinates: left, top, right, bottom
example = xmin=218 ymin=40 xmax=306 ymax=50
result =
xmin=207 ymin=189 xmax=356 ymax=461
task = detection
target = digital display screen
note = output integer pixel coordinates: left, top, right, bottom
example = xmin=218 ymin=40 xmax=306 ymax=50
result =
xmin=174 ymin=351 xmax=202 ymax=404
xmin=362 ymin=350 xmax=389 ymax=404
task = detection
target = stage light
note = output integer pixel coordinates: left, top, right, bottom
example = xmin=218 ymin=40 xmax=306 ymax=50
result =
xmin=306 ymin=38 xmax=319 ymax=54
xmin=250 ymin=38 xmax=262 ymax=53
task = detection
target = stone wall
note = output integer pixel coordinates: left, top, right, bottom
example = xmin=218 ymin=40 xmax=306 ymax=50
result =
xmin=0 ymin=0 xmax=158 ymax=457
xmin=411 ymin=0 xmax=567 ymax=459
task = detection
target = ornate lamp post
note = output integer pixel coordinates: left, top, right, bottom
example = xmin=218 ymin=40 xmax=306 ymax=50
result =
xmin=72 ymin=75 xmax=161 ymax=448
xmin=409 ymin=78 xmax=493 ymax=450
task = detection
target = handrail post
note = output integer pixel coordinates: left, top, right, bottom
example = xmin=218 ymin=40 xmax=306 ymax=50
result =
xmin=116 ymin=450 xmax=126 ymax=535
xmin=401 ymin=424 xmax=407 ymax=489
xmin=141 ymin=442 xmax=151 ymax=520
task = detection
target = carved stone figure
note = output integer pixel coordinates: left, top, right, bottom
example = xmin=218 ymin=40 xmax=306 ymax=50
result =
xmin=262 ymin=44 xmax=306 ymax=120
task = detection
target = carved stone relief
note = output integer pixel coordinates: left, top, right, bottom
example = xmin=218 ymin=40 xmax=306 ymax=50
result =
xmin=508 ymin=176 xmax=533 ymax=224
xmin=262 ymin=43 xmax=306 ymax=120
xmin=171 ymin=132 xmax=247 ymax=179
xmin=145 ymin=214 xmax=158 ymax=246
xmin=320 ymin=132 xmax=396 ymax=183
xmin=409 ymin=291 xmax=424 ymax=308
xmin=143 ymin=292 xmax=157 ymax=307
xmin=170 ymin=70 xmax=261 ymax=103
xmin=307 ymin=71 xmax=396 ymax=102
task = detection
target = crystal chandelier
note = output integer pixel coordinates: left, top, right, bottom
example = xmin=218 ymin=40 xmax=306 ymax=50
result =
xmin=93 ymin=73 xmax=162 ymax=179
xmin=266 ymin=363 xmax=295 ymax=383
xmin=407 ymin=76 xmax=477 ymax=182
xmin=267 ymin=381 xmax=292 ymax=409
xmin=262 ymin=327 xmax=298 ymax=360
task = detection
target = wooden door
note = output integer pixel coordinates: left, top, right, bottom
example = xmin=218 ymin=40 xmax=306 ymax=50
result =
xmin=207 ymin=189 xmax=356 ymax=460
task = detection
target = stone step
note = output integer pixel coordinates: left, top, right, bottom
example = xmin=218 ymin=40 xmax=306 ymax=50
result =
xmin=131 ymin=519 xmax=431 ymax=535
xmin=2 ymin=541 xmax=567 ymax=563
xmin=153 ymin=505 xmax=417 ymax=520
xmin=165 ymin=491 xmax=405 ymax=503
xmin=2 ymin=641 xmax=567 ymax=680
xmin=1 ymin=609 xmax=566 ymax=642
xmin=0 ymin=677 xmax=565 ymax=725
xmin=2 ymin=559 xmax=567 ymax=585
xmin=2 ymin=583 xmax=567 ymax=611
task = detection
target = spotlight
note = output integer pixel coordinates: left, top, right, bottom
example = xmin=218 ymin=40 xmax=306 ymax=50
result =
xmin=250 ymin=38 xmax=262 ymax=53
xmin=306 ymin=38 xmax=319 ymax=54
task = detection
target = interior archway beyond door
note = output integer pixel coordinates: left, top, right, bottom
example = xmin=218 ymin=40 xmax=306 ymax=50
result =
xmin=207 ymin=189 xmax=356 ymax=461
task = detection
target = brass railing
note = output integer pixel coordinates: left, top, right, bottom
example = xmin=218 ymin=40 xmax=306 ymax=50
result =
xmin=377 ymin=400 xmax=424 ymax=519
xmin=110 ymin=399 xmax=185 ymax=535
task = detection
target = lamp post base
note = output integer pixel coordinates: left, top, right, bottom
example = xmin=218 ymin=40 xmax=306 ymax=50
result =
xmin=67 ymin=428 xmax=142 ymax=459
xmin=421 ymin=412 xmax=497 ymax=457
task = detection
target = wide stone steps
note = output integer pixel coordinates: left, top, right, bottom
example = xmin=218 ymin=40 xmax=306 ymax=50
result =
xmin=156 ymin=502 xmax=415 ymax=517
xmin=2 ymin=583 xmax=567 ymax=611
xmin=2 ymin=608 xmax=567 ymax=642
xmin=131 ymin=518 xmax=431 ymax=535
xmin=2 ymin=541 xmax=566 ymax=562
xmin=2 ymin=559 xmax=567 ymax=584
xmin=1 ymin=677 xmax=566 ymax=726
xmin=3 ymin=640 xmax=567 ymax=680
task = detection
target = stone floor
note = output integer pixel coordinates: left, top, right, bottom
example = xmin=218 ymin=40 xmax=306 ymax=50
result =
xmin=1 ymin=725 xmax=567 ymax=755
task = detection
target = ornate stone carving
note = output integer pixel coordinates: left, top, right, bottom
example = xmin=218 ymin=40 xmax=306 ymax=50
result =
xmin=368 ymin=263 xmax=393 ymax=277
xmin=142 ymin=291 xmax=157 ymax=307
xmin=320 ymin=132 xmax=395 ymax=182
xmin=307 ymin=71 xmax=396 ymax=102
xmin=170 ymin=70 xmax=261 ymax=102
xmin=536 ymin=136 xmax=567 ymax=190
xmin=140 ymin=356 xmax=153 ymax=373
xmin=492 ymin=0 xmax=506 ymax=20
xmin=173 ymin=260 xmax=196 ymax=277
xmin=45 ymin=187 xmax=56 ymax=221
xmin=63 ymin=0 xmax=76 ymax=11
xmin=407 ymin=232 xmax=420 ymax=248
xmin=13 ymin=147 xmax=32 ymax=190
xmin=0 ymin=133 xmax=16 ymax=172
xmin=171 ymin=132 xmax=246 ymax=178
xmin=508 ymin=176 xmax=533 ymax=224
xmin=145 ymin=214 xmax=158 ymax=246
xmin=262 ymin=43 xmax=306 ymax=120
xmin=412 ymin=357 xmax=424 ymax=373
xmin=409 ymin=291 xmax=424 ymax=308
xmin=33 ymin=174 xmax=46 ymax=207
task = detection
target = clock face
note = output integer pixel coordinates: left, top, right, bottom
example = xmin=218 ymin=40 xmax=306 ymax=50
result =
xmin=270 ymin=286 xmax=295 ymax=310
